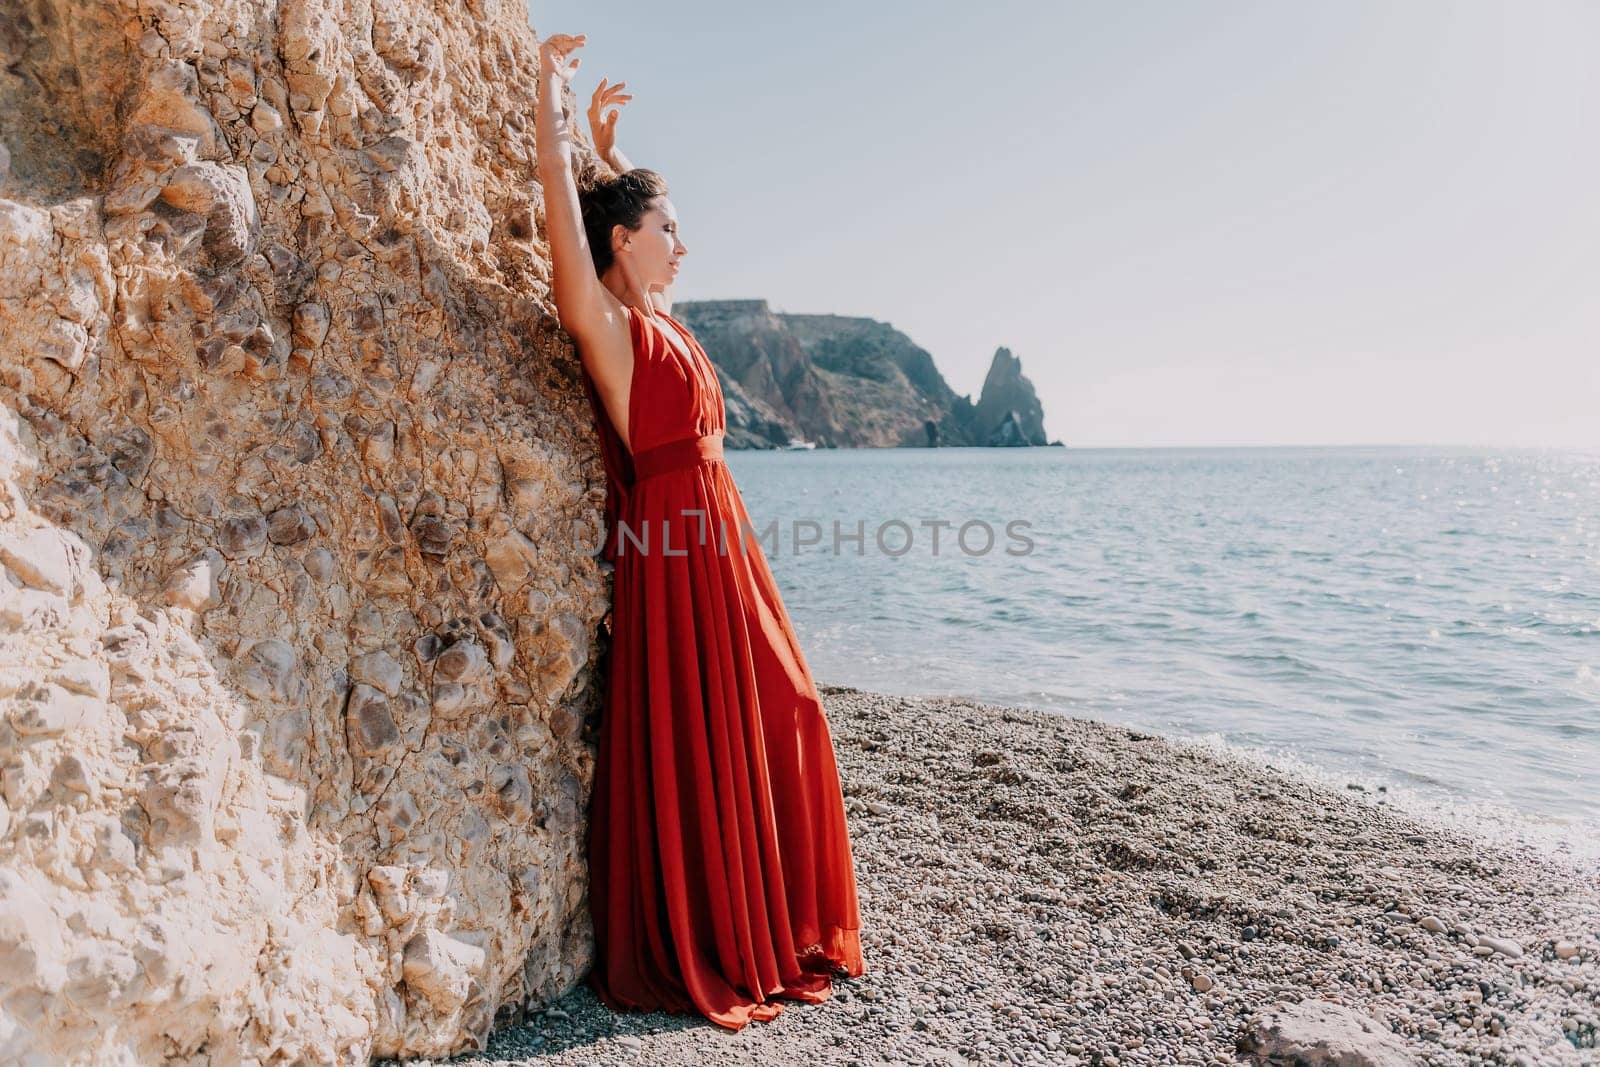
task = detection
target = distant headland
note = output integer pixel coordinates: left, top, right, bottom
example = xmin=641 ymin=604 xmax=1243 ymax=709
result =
xmin=673 ymin=300 xmax=1064 ymax=450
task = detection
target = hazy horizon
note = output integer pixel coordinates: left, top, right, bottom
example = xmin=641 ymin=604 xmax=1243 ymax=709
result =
xmin=530 ymin=1 xmax=1599 ymax=449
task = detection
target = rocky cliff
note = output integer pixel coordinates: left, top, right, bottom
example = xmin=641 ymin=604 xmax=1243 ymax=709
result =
xmin=675 ymin=299 xmax=1058 ymax=448
xmin=0 ymin=0 xmax=610 ymax=1061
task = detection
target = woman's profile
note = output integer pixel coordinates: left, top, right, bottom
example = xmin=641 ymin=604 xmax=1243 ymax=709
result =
xmin=533 ymin=32 xmax=867 ymax=1031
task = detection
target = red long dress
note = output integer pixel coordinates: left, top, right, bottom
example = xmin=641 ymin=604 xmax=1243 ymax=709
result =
xmin=578 ymin=302 xmax=866 ymax=1031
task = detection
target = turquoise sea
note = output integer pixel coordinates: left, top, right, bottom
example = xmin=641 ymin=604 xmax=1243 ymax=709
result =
xmin=726 ymin=445 xmax=1600 ymax=859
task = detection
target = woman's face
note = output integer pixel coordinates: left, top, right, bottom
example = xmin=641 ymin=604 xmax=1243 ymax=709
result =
xmin=617 ymin=196 xmax=686 ymax=288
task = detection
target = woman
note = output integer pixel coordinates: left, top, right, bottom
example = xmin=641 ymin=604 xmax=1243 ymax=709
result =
xmin=533 ymin=32 xmax=867 ymax=1031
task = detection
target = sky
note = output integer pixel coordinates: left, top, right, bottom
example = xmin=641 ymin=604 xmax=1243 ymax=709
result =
xmin=528 ymin=1 xmax=1599 ymax=448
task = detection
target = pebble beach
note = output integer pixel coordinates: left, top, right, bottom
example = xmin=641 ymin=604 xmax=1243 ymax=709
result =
xmin=406 ymin=685 xmax=1600 ymax=1067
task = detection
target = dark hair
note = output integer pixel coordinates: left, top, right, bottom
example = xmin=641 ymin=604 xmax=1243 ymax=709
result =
xmin=577 ymin=165 xmax=670 ymax=277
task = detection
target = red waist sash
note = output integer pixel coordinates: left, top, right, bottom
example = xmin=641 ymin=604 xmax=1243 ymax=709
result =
xmin=631 ymin=433 xmax=725 ymax=483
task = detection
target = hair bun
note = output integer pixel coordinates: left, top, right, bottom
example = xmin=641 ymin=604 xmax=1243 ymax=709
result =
xmin=572 ymin=152 xmax=614 ymax=194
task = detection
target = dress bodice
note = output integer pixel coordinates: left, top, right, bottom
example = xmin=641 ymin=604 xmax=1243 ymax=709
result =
xmin=579 ymin=303 xmax=728 ymax=562
xmin=620 ymin=305 xmax=726 ymax=455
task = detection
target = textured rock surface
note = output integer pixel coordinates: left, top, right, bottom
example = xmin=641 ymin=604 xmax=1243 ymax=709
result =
xmin=676 ymin=299 xmax=1059 ymax=449
xmin=0 ymin=0 xmax=610 ymax=1061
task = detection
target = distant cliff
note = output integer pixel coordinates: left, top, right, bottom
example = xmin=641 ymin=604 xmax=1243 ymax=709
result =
xmin=673 ymin=300 xmax=1059 ymax=449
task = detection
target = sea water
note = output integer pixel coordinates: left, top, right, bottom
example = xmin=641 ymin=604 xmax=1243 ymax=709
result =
xmin=725 ymin=445 xmax=1600 ymax=858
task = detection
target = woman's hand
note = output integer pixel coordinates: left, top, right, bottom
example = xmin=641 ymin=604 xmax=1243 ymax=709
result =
xmin=587 ymin=77 xmax=633 ymax=162
xmin=538 ymin=33 xmax=586 ymax=86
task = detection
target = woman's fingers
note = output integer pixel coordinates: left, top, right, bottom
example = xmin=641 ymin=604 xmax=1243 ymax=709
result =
xmin=589 ymin=82 xmax=632 ymax=116
xmin=540 ymin=32 xmax=586 ymax=72
xmin=538 ymin=33 xmax=587 ymax=84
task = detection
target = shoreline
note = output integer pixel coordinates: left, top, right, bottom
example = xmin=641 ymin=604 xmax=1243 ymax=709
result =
xmin=916 ymin=686 xmax=1600 ymax=877
xmin=1160 ymin=725 xmax=1600 ymax=878
xmin=419 ymin=685 xmax=1599 ymax=1067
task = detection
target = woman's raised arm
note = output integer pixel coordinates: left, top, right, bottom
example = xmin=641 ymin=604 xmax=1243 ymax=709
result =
xmin=535 ymin=34 xmax=609 ymax=341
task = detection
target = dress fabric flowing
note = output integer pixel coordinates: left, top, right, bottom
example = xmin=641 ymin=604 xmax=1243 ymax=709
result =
xmin=578 ymin=303 xmax=866 ymax=1031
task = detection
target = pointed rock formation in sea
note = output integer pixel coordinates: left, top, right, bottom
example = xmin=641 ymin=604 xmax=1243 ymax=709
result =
xmin=973 ymin=347 xmax=1049 ymax=447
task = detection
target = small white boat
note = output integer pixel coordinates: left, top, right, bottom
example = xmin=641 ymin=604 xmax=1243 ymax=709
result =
xmin=785 ymin=439 xmax=817 ymax=451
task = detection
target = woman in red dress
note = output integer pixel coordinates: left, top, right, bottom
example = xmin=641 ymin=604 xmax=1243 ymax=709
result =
xmin=534 ymin=32 xmax=867 ymax=1031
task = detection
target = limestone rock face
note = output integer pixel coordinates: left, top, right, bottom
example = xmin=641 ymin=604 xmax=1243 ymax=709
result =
xmin=0 ymin=1 xmax=608 ymax=1061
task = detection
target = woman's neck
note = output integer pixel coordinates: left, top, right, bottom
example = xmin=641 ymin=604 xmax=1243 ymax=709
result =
xmin=600 ymin=272 xmax=664 ymax=316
